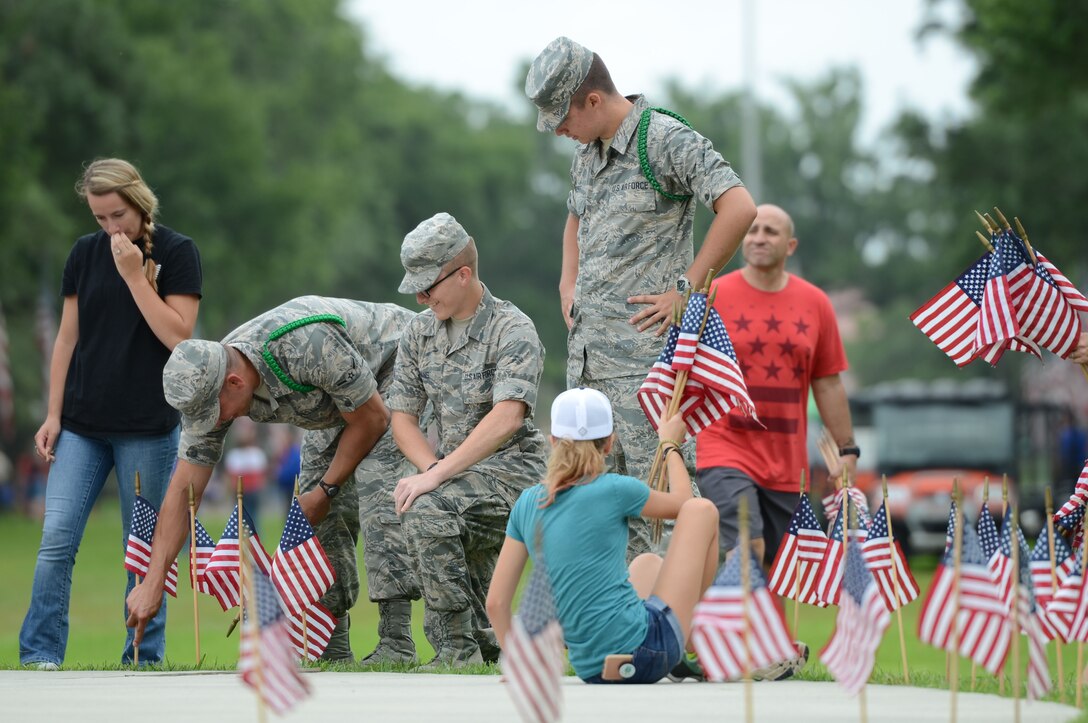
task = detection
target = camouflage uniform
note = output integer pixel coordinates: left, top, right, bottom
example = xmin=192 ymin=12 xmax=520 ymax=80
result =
xmin=392 ymin=214 xmax=547 ymax=664
xmin=527 ymin=38 xmax=744 ymax=556
xmin=170 ymin=296 xmax=419 ymax=632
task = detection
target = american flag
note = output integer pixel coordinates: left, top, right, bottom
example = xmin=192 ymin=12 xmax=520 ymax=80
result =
xmin=636 ymin=322 xmax=744 ymax=436
xmin=271 ymin=498 xmax=336 ymax=616
xmin=815 ymin=497 xmax=869 ymax=606
xmin=768 ymin=495 xmax=829 ymax=607
xmin=1054 ymin=462 xmax=1088 ymax=524
xmin=124 ymin=494 xmax=178 ymax=597
xmin=1045 ymin=557 xmax=1088 ymax=643
xmin=287 ymin=601 xmax=337 ymax=661
xmin=500 ymin=562 xmax=565 ymax=723
xmin=918 ymin=525 xmax=1010 ymax=674
xmin=1055 ymin=497 xmax=1087 ymax=553
xmin=986 ymin=507 xmax=1018 ymax=613
xmin=821 ymin=487 xmax=872 ymax=530
xmin=1030 ymin=525 xmax=1075 ymax=613
xmin=189 ymin=517 xmax=216 ymax=595
xmin=240 ymin=570 xmax=310 ymax=715
xmin=671 ymin=291 xmax=706 ymax=370
xmin=974 ymin=231 xmax=1024 ymax=351
xmin=690 ymin=553 xmax=796 ymax=681
xmin=1003 ymin=236 xmax=1083 ymax=359
xmin=1015 ymin=554 xmax=1053 ymax=701
xmin=820 ymin=539 xmax=890 ymax=695
xmin=1037 ymin=251 xmax=1088 ymax=312
xmin=861 ymin=502 xmax=919 ymax=611
xmin=683 ymin=303 xmax=757 ymax=422
xmin=205 ymin=505 xmax=272 ymax=611
xmin=910 ymin=254 xmax=990 ymax=367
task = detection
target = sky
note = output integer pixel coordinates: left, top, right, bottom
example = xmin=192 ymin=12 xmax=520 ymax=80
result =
xmin=344 ymin=0 xmax=977 ymax=145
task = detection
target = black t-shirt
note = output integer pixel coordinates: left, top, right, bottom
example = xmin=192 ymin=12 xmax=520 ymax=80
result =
xmin=61 ymin=225 xmax=203 ymax=436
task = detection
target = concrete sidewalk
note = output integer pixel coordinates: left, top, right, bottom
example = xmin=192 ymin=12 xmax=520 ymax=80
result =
xmin=0 ymin=670 xmax=1080 ymax=722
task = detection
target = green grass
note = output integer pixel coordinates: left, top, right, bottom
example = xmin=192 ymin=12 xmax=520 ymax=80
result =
xmin=1 ymin=502 xmax=1086 ymax=706
xmin=0 ymin=500 xmax=437 ymax=669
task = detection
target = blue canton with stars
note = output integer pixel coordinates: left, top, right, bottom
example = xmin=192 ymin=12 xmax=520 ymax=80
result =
xmin=1030 ymin=526 xmax=1072 ymax=565
xmin=954 ymin=255 xmax=991 ymax=305
xmin=977 ymin=506 xmax=1000 ymax=559
xmin=279 ymin=499 xmax=318 ymax=553
xmin=944 ymin=523 xmax=986 ymax=566
xmin=701 ymin=309 xmax=739 ymax=362
xmin=842 ymin=539 xmax=875 ymax=606
xmin=1057 ymin=503 xmax=1086 ymax=532
xmin=714 ymin=549 xmax=769 ymax=590
xmin=788 ymin=496 xmax=823 ymax=535
xmin=130 ymin=495 xmax=158 ymax=544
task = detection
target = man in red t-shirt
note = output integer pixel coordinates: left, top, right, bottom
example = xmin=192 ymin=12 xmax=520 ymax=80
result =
xmin=695 ymin=204 xmax=858 ymax=567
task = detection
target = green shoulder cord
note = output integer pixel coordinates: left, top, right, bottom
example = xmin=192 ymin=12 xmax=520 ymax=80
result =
xmin=637 ymin=107 xmax=694 ymax=202
xmin=261 ymin=314 xmax=346 ymax=393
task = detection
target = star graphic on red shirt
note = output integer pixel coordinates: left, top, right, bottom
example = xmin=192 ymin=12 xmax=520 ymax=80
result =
xmin=763 ymin=361 xmax=782 ymax=379
xmin=749 ymin=337 xmax=767 ymax=356
xmin=794 ymin=318 xmax=810 ymax=335
xmin=792 ymin=363 xmax=805 ymax=380
xmin=740 ymin=360 xmax=753 ymax=377
xmin=733 ymin=314 xmax=752 ymax=332
xmin=778 ymin=339 xmax=797 ymax=356
xmin=764 ymin=314 xmax=782 ymax=333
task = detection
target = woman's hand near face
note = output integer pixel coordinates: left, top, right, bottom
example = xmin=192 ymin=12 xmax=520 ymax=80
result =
xmin=111 ymin=232 xmax=145 ymax=283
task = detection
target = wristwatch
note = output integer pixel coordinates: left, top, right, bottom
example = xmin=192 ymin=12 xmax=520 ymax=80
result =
xmin=676 ymin=274 xmax=693 ymax=294
xmin=838 ymin=445 xmax=861 ymax=459
xmin=318 ymin=480 xmax=341 ymax=498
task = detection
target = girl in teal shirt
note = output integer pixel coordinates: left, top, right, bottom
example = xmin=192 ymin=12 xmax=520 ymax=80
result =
xmin=487 ymin=388 xmax=719 ymax=683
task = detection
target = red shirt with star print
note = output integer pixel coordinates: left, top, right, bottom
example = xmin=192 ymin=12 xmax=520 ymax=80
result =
xmin=695 ymin=270 xmax=847 ymax=492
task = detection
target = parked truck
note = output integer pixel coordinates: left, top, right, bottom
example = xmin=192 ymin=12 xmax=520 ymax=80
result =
xmin=812 ymin=378 xmax=1071 ymax=556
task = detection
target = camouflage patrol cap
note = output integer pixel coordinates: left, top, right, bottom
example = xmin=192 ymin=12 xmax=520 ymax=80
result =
xmin=525 ymin=37 xmax=593 ymax=133
xmin=162 ymin=339 xmax=228 ymax=435
xmin=398 ymin=212 xmax=471 ymax=294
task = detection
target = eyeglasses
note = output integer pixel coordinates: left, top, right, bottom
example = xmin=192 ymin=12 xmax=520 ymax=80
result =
xmin=419 ymin=266 xmax=464 ymax=299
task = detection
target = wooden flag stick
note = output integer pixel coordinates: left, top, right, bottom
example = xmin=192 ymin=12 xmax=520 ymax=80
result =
xmin=845 ymin=501 xmax=868 ymax=723
xmin=972 ymin=478 xmax=990 ymax=691
xmin=1010 ymin=505 xmax=1022 ymax=723
xmin=239 ymin=480 xmax=267 ymax=723
xmin=133 ymin=471 xmax=141 ymax=668
xmin=294 ymin=476 xmax=310 ymax=661
xmin=950 ymin=488 xmax=964 ymax=723
xmin=650 ymin=274 xmax=716 ymax=543
xmin=882 ymin=476 xmax=910 ymax=684
xmin=792 ymin=470 xmax=805 ymax=635
xmin=739 ymin=493 xmax=754 ymax=723
xmin=188 ymin=483 xmax=201 ymax=665
xmin=975 ymin=210 xmax=995 ymax=235
xmin=975 ymin=231 xmax=995 ymax=253
xmin=999 ymin=473 xmax=1008 ymax=695
xmin=1002 ymin=474 xmax=1009 ymax=517
xmin=1044 ymin=488 xmax=1065 ymax=701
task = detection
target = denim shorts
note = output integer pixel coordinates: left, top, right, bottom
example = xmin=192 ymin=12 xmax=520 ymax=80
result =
xmin=583 ymin=595 xmax=684 ymax=684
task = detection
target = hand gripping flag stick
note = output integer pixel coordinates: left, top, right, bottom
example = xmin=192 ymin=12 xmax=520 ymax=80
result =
xmin=647 ymin=270 xmax=717 ymax=544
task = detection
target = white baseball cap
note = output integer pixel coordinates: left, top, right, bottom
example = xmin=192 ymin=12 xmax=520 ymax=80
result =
xmin=551 ymin=387 xmax=613 ymax=441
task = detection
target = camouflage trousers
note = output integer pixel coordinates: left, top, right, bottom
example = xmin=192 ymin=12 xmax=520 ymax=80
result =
xmin=400 ymin=469 xmax=515 ymax=653
xmin=298 ymin=426 xmax=419 ymax=618
xmin=573 ymin=367 xmax=698 ymax=561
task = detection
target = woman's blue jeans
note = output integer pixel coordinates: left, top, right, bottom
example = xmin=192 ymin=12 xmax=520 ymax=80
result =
xmin=19 ymin=427 xmax=179 ymax=666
